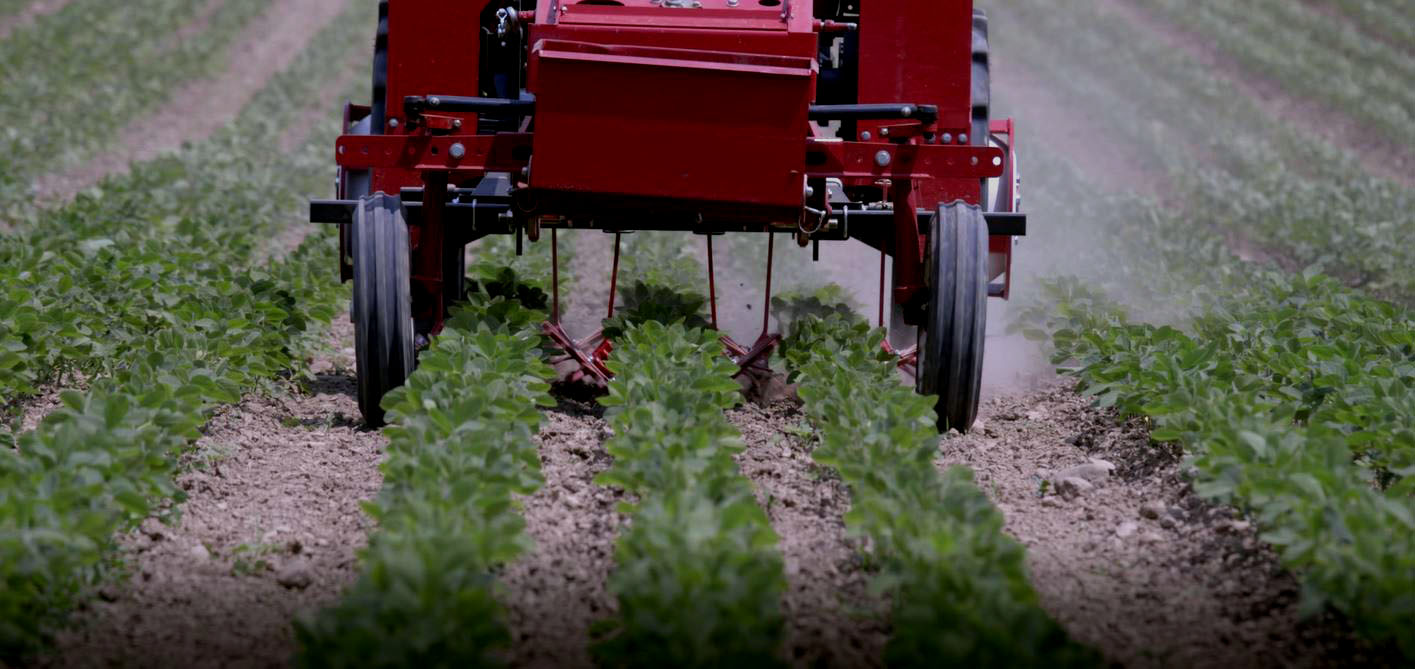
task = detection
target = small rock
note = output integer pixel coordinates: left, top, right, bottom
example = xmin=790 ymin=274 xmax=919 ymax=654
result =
xmin=140 ymin=519 xmax=165 ymax=541
xmin=216 ymin=501 xmax=228 ymax=511
xmin=97 ymin=585 xmax=121 ymax=602
xmin=1139 ymin=532 xmax=1165 ymax=544
xmin=1218 ymin=519 xmax=1252 ymax=534
xmin=1159 ymin=516 xmax=1177 ymax=530
xmin=1055 ymin=477 xmax=1094 ymax=500
xmin=1055 ymin=460 xmax=1115 ymax=484
xmin=1116 ymin=521 xmax=1139 ymax=538
xmin=190 ymin=544 xmax=211 ymax=561
xmin=276 ymin=562 xmax=313 ymax=590
xmin=1041 ymin=496 xmax=1065 ymax=508
xmin=1139 ymin=502 xmax=1167 ymax=520
xmin=1025 ymin=410 xmax=1046 ymax=421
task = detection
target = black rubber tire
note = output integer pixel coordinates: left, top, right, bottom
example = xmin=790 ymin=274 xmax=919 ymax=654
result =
xmin=353 ymin=192 xmax=414 ymax=427
xmin=916 ymin=201 xmax=988 ymax=432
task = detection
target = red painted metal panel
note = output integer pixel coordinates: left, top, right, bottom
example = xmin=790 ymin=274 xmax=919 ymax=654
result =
xmin=528 ymin=38 xmax=815 ymax=208
xmin=337 ymin=134 xmax=531 ymax=172
xmin=805 ymin=141 xmax=1003 ymax=180
xmin=857 ymin=0 xmax=978 ymax=207
xmin=375 ymin=0 xmax=486 ymax=193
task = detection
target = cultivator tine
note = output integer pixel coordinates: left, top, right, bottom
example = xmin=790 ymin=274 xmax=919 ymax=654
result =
xmin=761 ymin=232 xmax=775 ymax=337
xmin=878 ymin=245 xmax=887 ymax=328
xmin=706 ymin=234 xmax=719 ymax=329
xmin=551 ymin=228 xmax=561 ymax=324
xmin=607 ymin=232 xmax=622 ymax=319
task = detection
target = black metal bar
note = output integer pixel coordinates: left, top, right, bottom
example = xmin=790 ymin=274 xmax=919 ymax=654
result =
xmin=310 ymin=200 xmax=1024 ymax=237
xmin=808 ymin=103 xmax=939 ymax=124
xmin=403 ymin=94 xmax=535 ymax=117
xmin=827 ymin=208 xmax=1026 ymax=236
xmin=309 ymin=199 xmax=512 ymax=229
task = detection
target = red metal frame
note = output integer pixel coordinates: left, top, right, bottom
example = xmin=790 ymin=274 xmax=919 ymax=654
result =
xmin=332 ymin=0 xmax=1022 ymax=381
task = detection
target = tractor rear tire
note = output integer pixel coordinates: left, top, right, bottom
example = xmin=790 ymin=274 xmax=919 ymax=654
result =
xmin=917 ymin=201 xmax=988 ymax=432
xmin=353 ymin=192 xmax=414 ymax=427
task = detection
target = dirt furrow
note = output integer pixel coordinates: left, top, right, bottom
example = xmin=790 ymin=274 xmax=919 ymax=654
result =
xmin=0 ymin=0 xmax=71 ymax=41
xmin=939 ymin=381 xmax=1367 ymax=667
xmin=1098 ymin=0 xmax=1413 ymax=188
xmin=500 ymin=399 xmax=623 ymax=668
xmin=729 ymin=401 xmax=887 ymax=668
xmin=32 ymin=0 xmax=350 ymax=201
xmin=46 ymin=315 xmax=386 ymax=668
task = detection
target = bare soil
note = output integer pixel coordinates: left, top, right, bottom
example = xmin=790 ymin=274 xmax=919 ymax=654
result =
xmin=44 ymin=316 xmax=387 ymax=668
xmin=729 ymin=401 xmax=888 ymax=668
xmin=31 ymin=0 xmax=350 ymax=201
xmin=0 ymin=0 xmax=71 ymax=41
xmin=940 ymin=381 xmax=1374 ymax=668
xmin=500 ymin=399 xmax=624 ymax=669
xmin=1099 ymin=0 xmax=1414 ymax=188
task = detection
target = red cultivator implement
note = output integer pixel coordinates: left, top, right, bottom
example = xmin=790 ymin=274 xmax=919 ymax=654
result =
xmin=311 ymin=0 xmax=1024 ymax=430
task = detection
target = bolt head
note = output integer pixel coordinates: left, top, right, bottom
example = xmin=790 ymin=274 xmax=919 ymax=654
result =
xmin=880 ymin=127 xmax=890 ymax=137
xmin=874 ymin=150 xmax=891 ymax=167
xmin=901 ymin=105 xmax=914 ymax=117
xmin=958 ymin=133 xmax=969 ymax=144
xmin=388 ymin=118 xmax=400 ymax=129
xmin=429 ymin=96 xmax=441 ymax=107
xmin=941 ymin=132 xmax=951 ymax=144
xmin=452 ymin=119 xmax=462 ymax=129
xmin=449 ymin=142 xmax=466 ymax=160
xmin=860 ymin=130 xmax=872 ymax=141
xmin=804 ymin=185 xmax=815 ymax=198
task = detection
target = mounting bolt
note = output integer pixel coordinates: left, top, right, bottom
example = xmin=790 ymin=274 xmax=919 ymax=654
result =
xmin=728 ymin=0 xmax=738 ymax=5
xmin=429 ymin=96 xmax=442 ymax=107
xmin=388 ymin=118 xmax=400 ymax=129
xmin=880 ymin=127 xmax=890 ymax=137
xmin=449 ymin=142 xmax=466 ymax=160
xmin=941 ymin=132 xmax=952 ymax=144
xmin=860 ymin=130 xmax=872 ymax=141
xmin=452 ymin=119 xmax=462 ymax=129
xmin=901 ymin=105 xmax=914 ymax=118
xmin=958 ymin=133 xmax=969 ymax=144
xmin=804 ymin=185 xmax=815 ymax=198
xmin=874 ymin=150 xmax=891 ymax=167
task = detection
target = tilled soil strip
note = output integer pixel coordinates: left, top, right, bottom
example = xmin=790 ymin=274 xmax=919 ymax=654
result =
xmin=47 ymin=316 xmax=386 ymax=667
xmin=501 ymin=398 xmax=623 ymax=669
xmin=0 ymin=0 xmax=71 ymax=41
xmin=940 ymin=381 xmax=1367 ymax=667
xmin=1099 ymin=0 xmax=1413 ymax=188
xmin=728 ymin=401 xmax=887 ymax=668
xmin=32 ymin=0 xmax=350 ymax=201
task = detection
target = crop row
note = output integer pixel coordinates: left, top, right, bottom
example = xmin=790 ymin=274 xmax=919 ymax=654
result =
xmin=592 ymin=320 xmax=786 ymax=665
xmin=1027 ymin=272 xmax=1414 ymax=658
xmin=779 ymin=314 xmax=1096 ymax=666
xmin=1135 ymin=0 xmax=1415 ymax=151
xmin=295 ymin=296 xmax=556 ymax=667
xmin=0 ymin=0 xmax=275 ymax=213
xmin=991 ymin=0 xmax=1413 ymax=301
xmin=0 ymin=0 xmax=368 ymax=426
xmin=0 ymin=2 xmax=370 ymax=658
